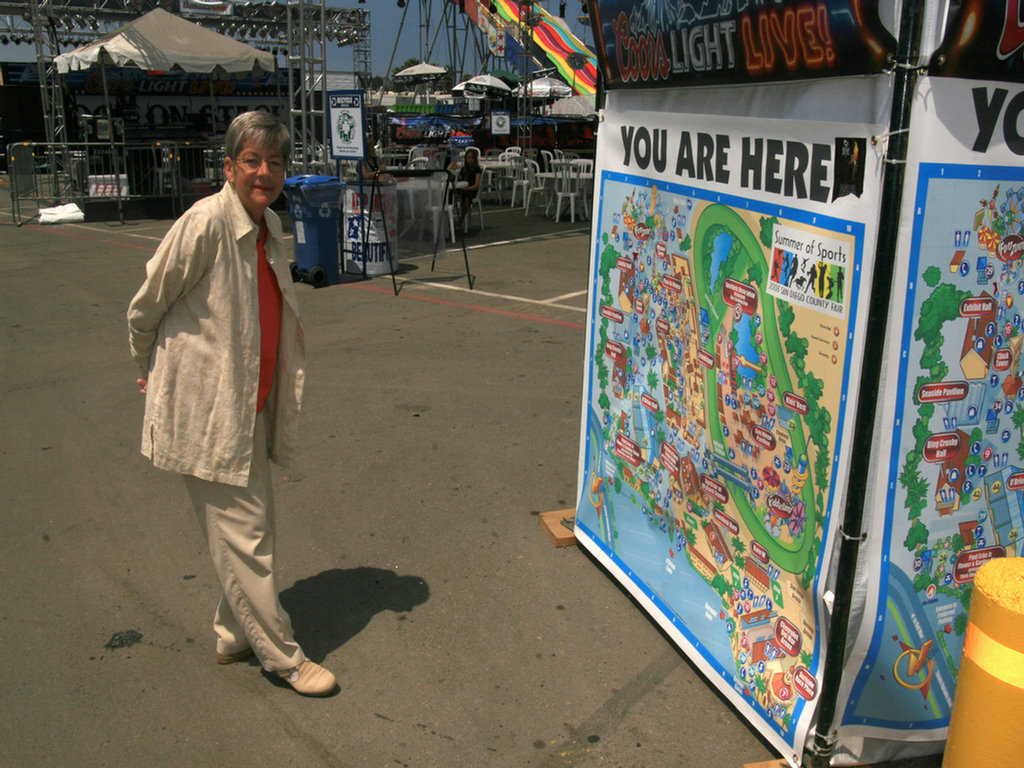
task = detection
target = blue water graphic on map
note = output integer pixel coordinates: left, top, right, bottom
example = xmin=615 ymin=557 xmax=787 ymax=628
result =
xmin=735 ymin=315 xmax=760 ymax=382
xmin=709 ymin=230 xmax=733 ymax=293
xmin=578 ymin=406 xmax=737 ymax=671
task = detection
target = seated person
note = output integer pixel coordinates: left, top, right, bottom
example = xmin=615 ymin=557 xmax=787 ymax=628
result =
xmin=447 ymin=148 xmax=483 ymax=229
xmin=358 ymin=142 xmax=393 ymax=182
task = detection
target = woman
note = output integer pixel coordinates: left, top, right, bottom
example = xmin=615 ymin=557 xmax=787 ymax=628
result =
xmin=358 ymin=140 xmax=391 ymax=181
xmin=127 ymin=111 xmax=336 ymax=697
xmin=450 ymin=147 xmax=483 ymax=230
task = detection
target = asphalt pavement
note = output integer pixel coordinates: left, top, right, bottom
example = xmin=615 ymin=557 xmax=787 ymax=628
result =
xmin=0 ymin=184 xmax=941 ymax=768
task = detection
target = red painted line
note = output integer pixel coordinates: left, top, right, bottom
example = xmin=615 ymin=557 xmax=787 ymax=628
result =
xmin=354 ymin=282 xmax=586 ymax=330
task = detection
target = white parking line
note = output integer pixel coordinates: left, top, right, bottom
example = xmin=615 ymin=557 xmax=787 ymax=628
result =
xmin=399 ymin=278 xmax=587 ymax=313
xmin=65 ymin=222 xmax=166 ymax=241
xmin=462 ymin=227 xmax=590 ymax=251
xmin=544 ymin=289 xmax=588 ymax=304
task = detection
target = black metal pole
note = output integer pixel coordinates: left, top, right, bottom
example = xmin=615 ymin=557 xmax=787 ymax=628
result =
xmin=100 ymin=61 xmax=125 ymax=226
xmin=806 ymin=0 xmax=927 ymax=765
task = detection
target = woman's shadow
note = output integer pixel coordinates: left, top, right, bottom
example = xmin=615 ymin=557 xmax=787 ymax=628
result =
xmin=280 ymin=566 xmax=430 ymax=660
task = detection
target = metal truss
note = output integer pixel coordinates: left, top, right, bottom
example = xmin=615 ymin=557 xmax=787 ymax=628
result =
xmin=0 ymin=0 xmax=370 ymax=175
xmin=514 ymin=0 xmax=540 ymax=153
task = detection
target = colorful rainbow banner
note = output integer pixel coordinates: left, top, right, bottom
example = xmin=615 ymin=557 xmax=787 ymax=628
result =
xmin=462 ymin=0 xmax=598 ymax=95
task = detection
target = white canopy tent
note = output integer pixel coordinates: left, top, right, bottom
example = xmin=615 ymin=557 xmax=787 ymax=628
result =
xmin=54 ymin=7 xmax=275 ymax=78
xmin=53 ymin=8 xmax=276 ymax=222
xmin=55 ymin=7 xmax=275 ymax=137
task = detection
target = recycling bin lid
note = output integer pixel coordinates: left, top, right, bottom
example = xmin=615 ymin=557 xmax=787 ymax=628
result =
xmin=284 ymin=174 xmax=340 ymax=190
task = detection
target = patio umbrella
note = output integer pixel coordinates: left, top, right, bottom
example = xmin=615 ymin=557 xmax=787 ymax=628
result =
xmin=490 ymin=69 xmax=520 ymax=87
xmin=393 ymin=61 xmax=448 ymax=79
xmin=393 ymin=62 xmax=448 ymax=105
xmin=548 ymin=93 xmax=598 ymax=117
xmin=515 ymin=76 xmax=573 ymax=100
xmin=452 ymin=73 xmax=512 ymax=96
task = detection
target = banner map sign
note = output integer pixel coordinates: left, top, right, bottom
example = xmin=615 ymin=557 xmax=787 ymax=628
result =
xmin=579 ymin=1 xmax=1021 ymax=763
xmin=575 ymin=105 xmax=884 ymax=763
xmin=837 ymin=75 xmax=1024 ymax=748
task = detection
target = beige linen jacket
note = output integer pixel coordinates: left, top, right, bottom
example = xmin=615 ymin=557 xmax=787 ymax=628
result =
xmin=127 ymin=182 xmax=305 ymax=487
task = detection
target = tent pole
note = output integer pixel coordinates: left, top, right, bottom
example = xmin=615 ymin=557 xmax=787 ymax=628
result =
xmin=380 ymin=1 xmax=411 ymax=107
xmin=100 ymin=61 xmax=125 ymax=226
xmin=805 ymin=0 xmax=926 ymax=764
xmin=209 ymin=76 xmax=217 ymax=136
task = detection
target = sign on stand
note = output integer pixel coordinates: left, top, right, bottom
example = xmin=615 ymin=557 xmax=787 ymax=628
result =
xmin=327 ymin=90 xmax=365 ymax=160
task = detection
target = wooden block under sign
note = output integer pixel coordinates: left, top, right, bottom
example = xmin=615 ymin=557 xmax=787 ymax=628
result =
xmin=539 ymin=509 xmax=577 ymax=547
xmin=743 ymin=761 xmax=788 ymax=768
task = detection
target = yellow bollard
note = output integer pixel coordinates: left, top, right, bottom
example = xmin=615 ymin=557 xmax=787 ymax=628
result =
xmin=942 ymin=557 xmax=1024 ymax=768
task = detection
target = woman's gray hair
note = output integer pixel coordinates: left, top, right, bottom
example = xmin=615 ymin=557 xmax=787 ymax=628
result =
xmin=225 ymin=111 xmax=290 ymax=160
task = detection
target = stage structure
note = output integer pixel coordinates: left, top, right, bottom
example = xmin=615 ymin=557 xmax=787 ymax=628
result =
xmin=513 ymin=0 xmax=539 ymax=153
xmin=391 ymin=0 xmax=596 ymax=131
xmin=379 ymin=0 xmax=521 ymax=101
xmin=0 ymin=0 xmax=370 ymax=176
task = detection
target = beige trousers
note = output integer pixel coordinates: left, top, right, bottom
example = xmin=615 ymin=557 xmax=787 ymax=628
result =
xmin=183 ymin=413 xmax=304 ymax=673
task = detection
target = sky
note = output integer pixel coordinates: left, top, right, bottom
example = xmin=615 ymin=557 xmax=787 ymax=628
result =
xmin=296 ymin=0 xmax=596 ymax=79
xmin=0 ymin=0 xmax=595 ymax=81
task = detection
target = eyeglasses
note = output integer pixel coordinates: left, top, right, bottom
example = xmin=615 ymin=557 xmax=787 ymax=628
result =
xmin=235 ymin=155 xmax=286 ymax=174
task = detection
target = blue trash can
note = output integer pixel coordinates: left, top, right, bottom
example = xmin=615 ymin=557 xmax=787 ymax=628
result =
xmin=283 ymin=174 xmax=343 ymax=287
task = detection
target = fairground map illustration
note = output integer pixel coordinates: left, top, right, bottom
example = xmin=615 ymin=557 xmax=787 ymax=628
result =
xmin=576 ymin=171 xmax=863 ymax=747
xmin=843 ymin=164 xmax=1024 ymax=731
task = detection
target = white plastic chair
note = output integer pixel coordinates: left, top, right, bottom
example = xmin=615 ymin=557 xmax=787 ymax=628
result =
xmin=508 ymin=156 xmax=535 ymax=209
xmin=481 ymin=164 xmax=504 ymax=203
xmin=573 ymin=158 xmax=594 ymax=218
xmin=495 ymin=151 xmax=520 ymax=202
xmin=550 ymin=160 xmax=582 ymax=223
xmin=525 ymin=160 xmax=553 ymax=217
xmin=539 ymin=149 xmax=554 ymax=173
xmin=461 ymin=189 xmax=485 ymax=231
xmin=419 ymin=171 xmax=456 ymax=244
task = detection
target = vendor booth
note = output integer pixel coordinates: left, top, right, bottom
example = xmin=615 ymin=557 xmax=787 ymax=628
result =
xmin=573 ymin=0 xmax=1023 ymax=766
xmin=35 ymin=9 xmax=276 ymax=223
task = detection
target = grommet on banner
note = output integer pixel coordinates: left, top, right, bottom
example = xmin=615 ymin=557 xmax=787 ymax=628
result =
xmin=943 ymin=557 xmax=1024 ymax=768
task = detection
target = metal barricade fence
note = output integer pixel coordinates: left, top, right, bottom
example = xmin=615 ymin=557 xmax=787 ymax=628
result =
xmin=6 ymin=139 xmax=227 ymax=225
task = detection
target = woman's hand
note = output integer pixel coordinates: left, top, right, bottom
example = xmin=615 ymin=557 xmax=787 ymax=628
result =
xmin=137 ymin=378 xmax=148 ymax=394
